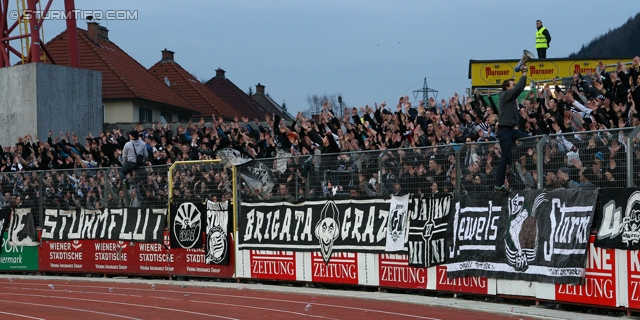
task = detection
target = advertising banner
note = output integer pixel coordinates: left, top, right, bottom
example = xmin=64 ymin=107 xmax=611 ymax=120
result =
xmin=433 ymin=265 xmax=492 ymax=295
xmin=39 ymin=239 xmax=91 ymax=272
xmin=0 ymin=231 xmax=38 ymax=271
xmin=379 ymin=254 xmax=426 ymax=289
xmin=172 ymin=232 xmax=236 ymax=278
xmin=249 ymin=250 xmax=297 ymax=281
xmin=627 ymin=250 xmax=640 ymax=309
xmin=555 ymin=235 xmax=618 ymax=308
xmin=135 ymin=231 xmax=173 ymax=275
xmin=311 ymin=252 xmax=359 ymax=285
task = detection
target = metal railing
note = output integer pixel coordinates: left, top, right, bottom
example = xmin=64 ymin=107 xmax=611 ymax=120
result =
xmin=235 ymin=128 xmax=640 ymax=203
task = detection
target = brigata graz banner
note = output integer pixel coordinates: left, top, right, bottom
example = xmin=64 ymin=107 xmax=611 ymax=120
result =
xmin=446 ymin=189 xmax=597 ymax=284
xmin=238 ymin=198 xmax=393 ymax=263
xmin=41 ymin=208 xmax=167 ymax=243
xmin=595 ymin=188 xmax=640 ymax=249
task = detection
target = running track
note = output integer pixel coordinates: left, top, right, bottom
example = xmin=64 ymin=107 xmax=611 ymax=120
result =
xmin=0 ymin=276 xmax=593 ymax=319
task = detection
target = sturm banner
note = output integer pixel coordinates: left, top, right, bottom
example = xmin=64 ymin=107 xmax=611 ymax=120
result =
xmin=238 ymin=198 xmax=393 ymax=264
xmin=446 ymin=189 xmax=598 ymax=284
xmin=205 ymin=200 xmax=231 ymax=265
xmin=170 ymin=202 xmax=204 ymax=249
xmin=408 ymin=194 xmax=452 ymax=268
xmin=595 ymin=189 xmax=640 ymax=249
xmin=41 ymin=208 xmax=167 ymax=243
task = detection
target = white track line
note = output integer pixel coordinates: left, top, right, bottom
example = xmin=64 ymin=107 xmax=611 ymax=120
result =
xmin=4 ymin=283 xmax=442 ymax=320
xmin=20 ymin=287 xmax=138 ymax=297
xmin=0 ymin=300 xmax=141 ymax=319
xmin=88 ymin=284 xmax=442 ymax=319
xmin=0 ymin=292 xmax=239 ymax=320
xmin=0 ymin=310 xmax=45 ymax=320
xmin=191 ymin=297 xmax=442 ymax=320
xmin=190 ymin=299 xmax=340 ymax=320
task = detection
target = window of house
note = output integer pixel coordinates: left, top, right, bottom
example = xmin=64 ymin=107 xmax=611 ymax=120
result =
xmin=178 ymin=115 xmax=190 ymax=123
xmin=160 ymin=112 xmax=172 ymax=123
xmin=139 ymin=108 xmax=152 ymax=123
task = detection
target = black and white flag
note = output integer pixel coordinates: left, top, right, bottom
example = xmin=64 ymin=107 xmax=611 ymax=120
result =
xmin=206 ymin=200 xmax=231 ymax=265
xmin=595 ymin=189 xmax=640 ymax=249
xmin=386 ymin=194 xmax=409 ymax=252
xmin=240 ymin=161 xmax=275 ymax=196
xmin=8 ymin=208 xmax=39 ymax=246
xmin=408 ymin=194 xmax=452 ymax=268
xmin=41 ymin=207 xmax=167 ymax=243
xmin=170 ymin=202 xmax=204 ymax=249
xmin=215 ymin=147 xmax=252 ymax=168
xmin=446 ymin=189 xmax=597 ymax=284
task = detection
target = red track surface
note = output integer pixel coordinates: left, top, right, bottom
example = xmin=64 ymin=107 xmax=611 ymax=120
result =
xmin=0 ymin=279 xmax=533 ymax=320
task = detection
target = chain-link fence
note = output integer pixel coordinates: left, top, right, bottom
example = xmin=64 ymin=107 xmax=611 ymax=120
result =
xmin=235 ymin=127 xmax=640 ymax=204
xmin=167 ymin=162 xmax=229 ymax=205
xmin=540 ymin=127 xmax=637 ymax=190
xmin=2 ymin=128 xmax=639 ymax=229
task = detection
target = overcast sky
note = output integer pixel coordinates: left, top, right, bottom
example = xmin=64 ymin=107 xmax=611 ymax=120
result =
xmin=21 ymin=1 xmax=640 ymax=115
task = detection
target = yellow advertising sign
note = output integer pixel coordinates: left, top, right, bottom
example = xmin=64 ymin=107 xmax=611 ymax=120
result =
xmin=469 ymin=58 xmax=631 ymax=87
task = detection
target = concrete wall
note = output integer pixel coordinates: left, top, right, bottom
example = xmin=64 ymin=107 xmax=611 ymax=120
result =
xmin=0 ymin=64 xmax=38 ymax=147
xmin=0 ymin=63 xmax=102 ymax=147
xmin=35 ymin=64 xmax=103 ymax=141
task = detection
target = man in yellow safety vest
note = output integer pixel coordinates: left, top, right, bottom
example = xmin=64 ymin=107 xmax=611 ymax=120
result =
xmin=536 ymin=20 xmax=551 ymax=59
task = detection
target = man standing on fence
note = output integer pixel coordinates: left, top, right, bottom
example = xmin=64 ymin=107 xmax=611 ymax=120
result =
xmin=119 ymin=131 xmax=148 ymax=183
xmin=494 ymin=66 xmax=530 ymax=192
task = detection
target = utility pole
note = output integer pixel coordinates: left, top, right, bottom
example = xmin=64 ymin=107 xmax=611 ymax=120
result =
xmin=412 ymin=78 xmax=439 ymax=104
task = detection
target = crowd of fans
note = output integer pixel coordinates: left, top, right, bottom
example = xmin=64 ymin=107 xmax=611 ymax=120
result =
xmin=1 ymin=58 xmax=640 ymax=224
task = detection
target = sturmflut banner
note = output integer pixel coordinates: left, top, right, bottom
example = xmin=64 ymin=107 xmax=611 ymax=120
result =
xmin=408 ymin=194 xmax=452 ymax=268
xmin=446 ymin=189 xmax=597 ymax=284
xmin=595 ymin=189 xmax=640 ymax=249
xmin=41 ymin=207 xmax=167 ymax=243
xmin=238 ymin=198 xmax=394 ymax=264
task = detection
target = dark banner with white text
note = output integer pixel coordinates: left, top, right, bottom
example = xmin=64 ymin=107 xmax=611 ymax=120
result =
xmin=446 ymin=189 xmax=597 ymax=284
xmin=407 ymin=194 xmax=452 ymax=268
xmin=238 ymin=199 xmax=394 ymax=264
xmin=41 ymin=208 xmax=167 ymax=243
xmin=595 ymin=189 xmax=640 ymax=250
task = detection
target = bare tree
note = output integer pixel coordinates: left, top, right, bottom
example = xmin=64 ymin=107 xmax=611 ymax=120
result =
xmin=306 ymin=93 xmax=346 ymax=117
